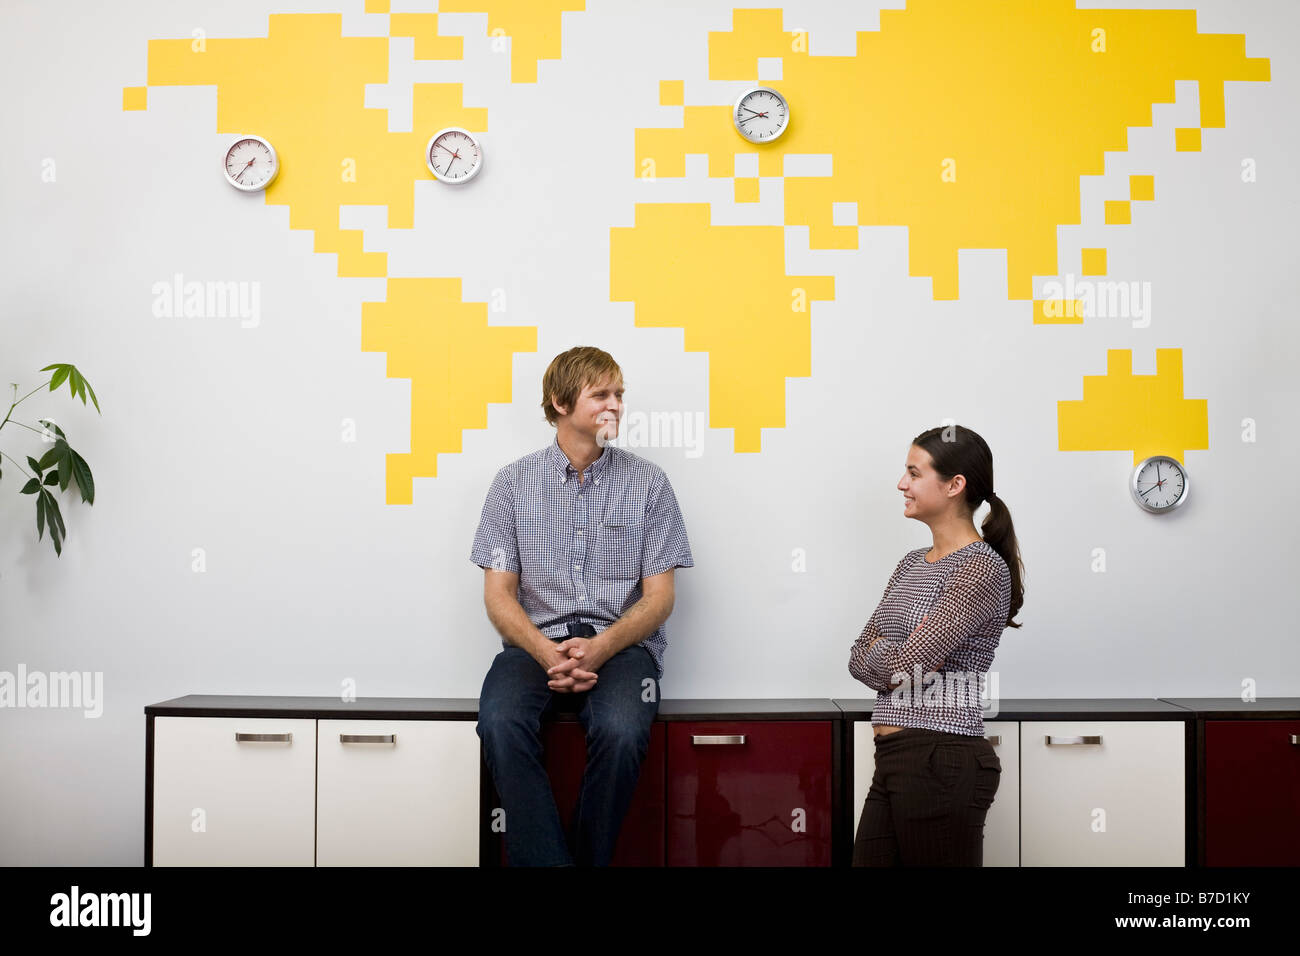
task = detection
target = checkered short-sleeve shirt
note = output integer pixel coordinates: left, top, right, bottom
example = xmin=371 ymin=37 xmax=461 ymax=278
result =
xmin=470 ymin=438 xmax=694 ymax=678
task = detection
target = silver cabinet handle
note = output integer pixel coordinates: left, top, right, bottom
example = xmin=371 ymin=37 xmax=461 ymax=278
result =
xmin=235 ymin=732 xmax=292 ymax=743
xmin=339 ymin=733 xmax=396 ymax=744
xmin=985 ymin=735 xmax=1001 ymax=746
xmin=1291 ymin=735 xmax=1298 ymax=745
xmin=692 ymin=734 xmax=746 ymax=745
xmin=1045 ymin=735 xmax=1102 ymax=746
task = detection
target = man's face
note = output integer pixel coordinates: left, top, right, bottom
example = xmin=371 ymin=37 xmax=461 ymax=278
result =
xmin=559 ymin=375 xmax=624 ymax=444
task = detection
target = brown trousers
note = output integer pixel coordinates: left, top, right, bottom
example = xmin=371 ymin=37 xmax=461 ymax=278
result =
xmin=853 ymin=727 xmax=1002 ymax=866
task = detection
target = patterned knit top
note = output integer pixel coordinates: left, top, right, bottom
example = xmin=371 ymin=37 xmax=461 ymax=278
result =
xmin=848 ymin=541 xmax=1011 ymax=736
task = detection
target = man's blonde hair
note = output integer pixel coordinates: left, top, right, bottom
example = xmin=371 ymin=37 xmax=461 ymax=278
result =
xmin=541 ymin=346 xmax=622 ymax=425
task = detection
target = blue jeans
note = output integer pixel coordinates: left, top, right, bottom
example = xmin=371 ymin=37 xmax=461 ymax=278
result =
xmin=476 ymin=641 xmax=659 ymax=866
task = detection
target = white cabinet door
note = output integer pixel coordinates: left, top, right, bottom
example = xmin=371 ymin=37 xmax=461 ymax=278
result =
xmin=1020 ymin=720 xmax=1184 ymax=866
xmin=152 ymin=716 xmax=316 ymax=866
xmin=852 ymin=722 xmax=1019 ymax=866
xmin=316 ymin=719 xmax=480 ymax=866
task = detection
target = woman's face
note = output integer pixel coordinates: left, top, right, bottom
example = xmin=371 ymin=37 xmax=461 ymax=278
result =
xmin=898 ymin=445 xmax=963 ymax=521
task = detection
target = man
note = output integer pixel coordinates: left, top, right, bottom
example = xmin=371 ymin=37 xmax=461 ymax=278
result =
xmin=470 ymin=346 xmax=694 ymax=866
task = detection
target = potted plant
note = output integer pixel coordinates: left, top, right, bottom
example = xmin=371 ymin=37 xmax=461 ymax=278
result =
xmin=1 ymin=364 xmax=98 ymax=556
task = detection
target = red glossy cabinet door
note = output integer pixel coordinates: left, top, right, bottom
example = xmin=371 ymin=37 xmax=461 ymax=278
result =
xmin=666 ymin=721 xmax=832 ymax=866
xmin=494 ymin=720 xmax=665 ymax=866
xmin=1205 ymin=719 xmax=1300 ymax=866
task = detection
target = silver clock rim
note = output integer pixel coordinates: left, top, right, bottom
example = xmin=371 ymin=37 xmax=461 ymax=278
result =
xmin=223 ymin=134 xmax=278 ymax=192
xmin=1130 ymin=454 xmax=1189 ymax=514
xmin=732 ymin=86 xmax=789 ymax=144
xmin=426 ymin=126 xmax=482 ymax=184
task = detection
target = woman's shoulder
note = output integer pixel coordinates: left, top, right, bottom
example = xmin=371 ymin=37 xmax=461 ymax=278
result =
xmin=962 ymin=541 xmax=1011 ymax=583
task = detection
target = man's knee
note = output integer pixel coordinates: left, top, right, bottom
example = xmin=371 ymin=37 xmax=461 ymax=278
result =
xmin=477 ymin=648 xmax=545 ymax=741
xmin=587 ymin=700 xmax=655 ymax=762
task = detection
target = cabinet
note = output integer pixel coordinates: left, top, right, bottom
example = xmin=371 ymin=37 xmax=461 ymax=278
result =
xmin=148 ymin=695 xmax=1297 ymax=866
xmin=145 ymin=697 xmax=480 ymax=867
xmin=1020 ymin=720 xmax=1184 ymax=866
xmin=481 ymin=701 xmax=841 ymax=866
xmin=151 ymin=716 xmax=316 ymax=866
xmin=666 ymin=720 xmax=833 ymax=866
xmin=317 ymin=719 xmax=479 ymax=866
xmin=1163 ymin=699 xmax=1300 ymax=867
xmin=484 ymin=720 xmax=666 ymax=866
xmin=836 ymin=698 xmax=1193 ymax=866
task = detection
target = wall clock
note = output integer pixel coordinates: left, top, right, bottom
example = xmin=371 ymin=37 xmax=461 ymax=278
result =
xmin=1131 ymin=455 xmax=1189 ymax=513
xmin=732 ymin=87 xmax=789 ymax=143
xmin=426 ymin=127 xmax=482 ymax=183
xmin=223 ymin=135 xmax=278 ymax=191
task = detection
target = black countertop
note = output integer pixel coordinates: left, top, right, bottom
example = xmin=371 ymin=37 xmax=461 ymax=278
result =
xmin=833 ymin=698 xmax=1195 ymax=721
xmin=144 ymin=695 xmax=843 ymax=721
xmin=1160 ymin=698 xmax=1300 ymax=719
xmin=146 ymin=695 xmax=1300 ymax=722
xmin=145 ymin=695 xmax=481 ymax=719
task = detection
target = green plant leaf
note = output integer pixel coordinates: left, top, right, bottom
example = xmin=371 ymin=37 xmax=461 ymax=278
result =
xmin=57 ymin=450 xmax=71 ymax=492
xmin=37 ymin=418 xmax=66 ymax=440
xmin=26 ymin=455 xmax=42 ymax=477
xmin=70 ymin=449 xmax=94 ymax=504
xmin=83 ymin=376 xmax=100 ymax=414
xmin=20 ymin=477 xmax=39 ymax=495
xmin=43 ymin=488 xmax=66 ymax=539
xmin=36 ymin=492 xmax=46 ymax=539
xmin=37 ymin=439 xmax=65 ymax=471
xmin=48 ymin=365 xmax=71 ymax=390
xmin=71 ymin=368 xmax=86 ymax=405
xmin=46 ymin=494 xmax=63 ymax=555
xmin=43 ymin=471 xmax=59 ymax=485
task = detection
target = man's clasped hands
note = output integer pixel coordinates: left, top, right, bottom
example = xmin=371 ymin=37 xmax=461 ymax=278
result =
xmin=537 ymin=636 xmax=608 ymax=693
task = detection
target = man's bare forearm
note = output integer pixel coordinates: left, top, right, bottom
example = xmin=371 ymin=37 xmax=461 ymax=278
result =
xmin=595 ymin=589 xmax=674 ymax=658
xmin=484 ymin=578 xmax=549 ymax=657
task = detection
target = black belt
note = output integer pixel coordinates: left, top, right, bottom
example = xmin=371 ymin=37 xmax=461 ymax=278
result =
xmin=555 ymin=615 xmax=597 ymax=637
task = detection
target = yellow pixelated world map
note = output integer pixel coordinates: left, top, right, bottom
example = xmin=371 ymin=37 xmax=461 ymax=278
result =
xmin=124 ymin=1 xmax=1269 ymax=500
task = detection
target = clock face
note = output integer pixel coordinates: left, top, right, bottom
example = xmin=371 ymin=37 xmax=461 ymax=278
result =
xmin=426 ymin=127 xmax=482 ymax=183
xmin=733 ymin=87 xmax=789 ymax=143
xmin=224 ymin=136 xmax=278 ymax=191
xmin=1131 ymin=455 xmax=1189 ymax=513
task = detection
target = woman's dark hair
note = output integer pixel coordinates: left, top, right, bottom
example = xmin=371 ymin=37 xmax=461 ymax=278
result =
xmin=912 ymin=424 xmax=1024 ymax=628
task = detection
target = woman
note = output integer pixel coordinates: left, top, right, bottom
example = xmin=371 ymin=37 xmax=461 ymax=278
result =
xmin=848 ymin=425 xmax=1024 ymax=866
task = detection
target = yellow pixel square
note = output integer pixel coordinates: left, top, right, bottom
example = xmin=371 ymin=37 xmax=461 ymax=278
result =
xmin=1104 ymin=200 xmax=1131 ymax=225
xmin=1175 ymin=128 xmax=1202 ymax=151
xmin=1130 ymin=175 xmax=1154 ymax=201
xmin=364 ymin=0 xmax=390 ymax=13
xmin=1033 ymin=299 xmax=1084 ymax=323
xmin=734 ymin=177 xmax=760 ymax=203
xmin=1081 ymin=248 xmax=1107 ymax=275
xmin=659 ymin=80 xmax=684 ymax=106
xmin=122 ymin=86 xmax=147 ymax=111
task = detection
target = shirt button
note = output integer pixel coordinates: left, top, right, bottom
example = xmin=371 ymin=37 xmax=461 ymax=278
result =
xmin=576 ymin=529 xmax=584 ymax=536
xmin=573 ymin=564 xmax=581 ymax=570
xmin=577 ymin=594 xmax=586 ymax=601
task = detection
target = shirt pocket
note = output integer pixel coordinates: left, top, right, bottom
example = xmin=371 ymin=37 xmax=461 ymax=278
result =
xmin=595 ymin=509 xmax=644 ymax=582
